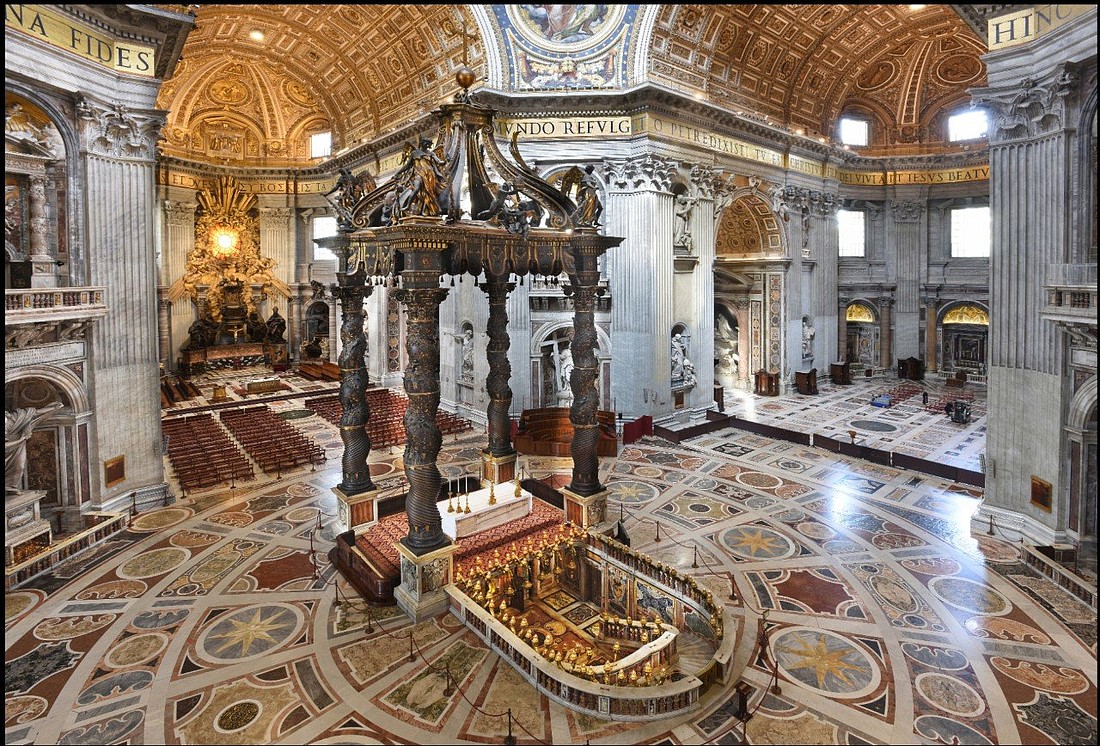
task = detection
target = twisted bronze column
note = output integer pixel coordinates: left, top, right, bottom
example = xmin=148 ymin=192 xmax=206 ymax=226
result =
xmin=394 ymin=276 xmax=450 ymax=554
xmin=567 ymin=257 xmax=603 ymax=496
xmin=482 ymin=277 xmax=516 ymax=457
xmin=333 ymin=280 xmax=375 ymax=495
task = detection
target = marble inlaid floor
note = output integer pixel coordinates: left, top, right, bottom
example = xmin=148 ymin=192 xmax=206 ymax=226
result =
xmin=161 ymin=367 xmax=341 ymax=414
xmin=720 ymin=374 xmax=987 ymax=471
xmin=7 ymin=421 xmax=1096 ymax=745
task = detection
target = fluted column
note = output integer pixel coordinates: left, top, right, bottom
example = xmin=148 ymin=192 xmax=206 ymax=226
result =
xmin=28 ymin=175 xmax=55 ymax=288
xmin=162 ymin=200 xmax=196 ymax=369
xmin=482 ymin=276 xmax=515 ymax=457
xmin=394 ymin=271 xmax=450 ymax=554
xmin=288 ymin=291 xmax=304 ymax=362
xmin=157 ymin=298 xmax=172 ymax=369
xmin=79 ymin=100 xmax=166 ymax=506
xmin=333 ymin=276 xmax=375 ymax=496
xmin=568 ymin=243 xmax=603 ymax=496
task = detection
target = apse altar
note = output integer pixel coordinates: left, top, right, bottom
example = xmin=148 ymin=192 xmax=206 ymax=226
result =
xmin=439 ymin=480 xmax=532 ymax=540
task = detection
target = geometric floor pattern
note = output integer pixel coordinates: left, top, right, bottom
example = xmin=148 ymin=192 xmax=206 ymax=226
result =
xmin=6 ymin=419 xmax=1095 ymax=744
xmin=718 ymin=374 xmax=988 ymax=471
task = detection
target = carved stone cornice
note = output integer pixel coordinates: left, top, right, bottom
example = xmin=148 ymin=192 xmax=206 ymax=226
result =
xmin=162 ymin=200 xmax=197 ymax=227
xmin=970 ymin=64 xmax=1079 ymax=142
xmin=604 ymin=154 xmax=677 ymax=193
xmin=891 ymin=201 xmax=925 ymax=223
xmin=76 ymin=96 xmax=165 ymax=160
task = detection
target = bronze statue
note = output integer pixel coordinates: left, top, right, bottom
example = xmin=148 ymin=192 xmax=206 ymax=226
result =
xmin=183 ymin=311 xmax=217 ymax=350
xmin=246 ymin=311 xmax=268 ymax=343
xmin=392 ymin=136 xmax=449 ymax=219
xmin=562 ymin=164 xmax=603 ymax=227
xmin=324 ymin=167 xmax=376 ymax=225
xmin=477 ymin=181 xmax=544 ymax=236
xmin=265 ymin=307 xmax=287 ymax=344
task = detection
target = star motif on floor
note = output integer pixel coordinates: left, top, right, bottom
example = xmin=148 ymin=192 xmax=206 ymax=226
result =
xmin=208 ymin=608 xmax=291 ymax=657
xmin=731 ymin=528 xmax=784 ymax=556
xmin=779 ymin=634 xmax=866 ymax=690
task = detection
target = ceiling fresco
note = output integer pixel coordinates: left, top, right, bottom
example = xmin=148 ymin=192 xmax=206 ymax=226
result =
xmin=157 ymin=4 xmax=484 ymax=164
xmin=156 ymin=5 xmax=988 ymax=164
xmin=647 ymin=4 xmax=986 ymax=146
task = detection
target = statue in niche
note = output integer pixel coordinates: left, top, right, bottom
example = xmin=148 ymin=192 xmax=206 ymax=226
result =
xmin=673 ymin=192 xmax=699 ymax=251
xmin=391 ymin=136 xmax=449 ymax=219
xmin=5 ymin=402 xmax=63 ymax=494
xmin=802 ymin=317 xmax=816 ymax=359
xmin=460 ymin=327 xmax=475 ymax=381
xmin=265 ymin=308 xmax=287 ymax=344
xmin=557 ymin=346 xmax=574 ymax=404
xmin=302 ymin=335 xmax=323 ymax=360
xmin=683 ymin=358 xmax=697 ymax=388
xmin=671 ymin=333 xmax=686 ymax=381
xmin=715 ymin=315 xmax=739 ymax=389
xmin=246 ymin=312 xmax=268 ymax=343
xmin=562 ymin=165 xmax=603 ymax=227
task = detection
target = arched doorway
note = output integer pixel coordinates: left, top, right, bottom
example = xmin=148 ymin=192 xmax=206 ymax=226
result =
xmin=532 ymin=324 xmax=611 ymax=410
xmin=4 ymin=367 xmax=92 ymax=534
xmin=940 ymin=303 xmax=989 ymax=376
xmin=1066 ymin=378 xmax=1097 ymax=578
xmin=845 ymin=301 xmax=879 ymax=369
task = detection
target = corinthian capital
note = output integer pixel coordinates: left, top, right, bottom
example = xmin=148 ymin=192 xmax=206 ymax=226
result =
xmin=163 ymin=201 xmax=197 ymax=227
xmin=890 ymin=201 xmax=924 ymax=223
xmin=604 ymin=154 xmax=677 ymax=192
xmin=687 ymin=164 xmax=719 ymax=199
xmin=970 ymin=63 xmax=1078 ymax=141
xmin=76 ymin=96 xmax=165 ymax=160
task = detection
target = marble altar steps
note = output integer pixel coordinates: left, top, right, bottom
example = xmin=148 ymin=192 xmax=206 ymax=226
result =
xmin=514 ymin=407 xmax=619 ymax=458
xmin=296 ymin=361 xmax=341 ymax=381
xmin=672 ymin=632 xmax=716 ymax=676
xmin=349 ymin=497 xmax=565 ymax=603
xmin=160 ymin=378 xmax=202 ymax=409
xmin=162 ymin=413 xmax=254 ymax=492
xmin=304 ymin=390 xmax=473 ymax=449
xmin=218 ymin=405 xmax=327 ymax=475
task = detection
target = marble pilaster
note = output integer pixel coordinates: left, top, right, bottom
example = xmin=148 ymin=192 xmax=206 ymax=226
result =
xmin=890 ymin=199 xmax=924 ymax=360
xmin=604 ymin=155 xmax=677 ymax=420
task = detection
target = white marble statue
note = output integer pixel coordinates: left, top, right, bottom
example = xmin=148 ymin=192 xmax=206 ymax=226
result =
xmin=5 ymin=402 xmax=63 ymax=494
xmin=460 ymin=328 xmax=474 ymax=381
xmin=673 ymin=192 xmax=698 ymax=250
xmin=671 ymin=331 xmax=694 ymax=385
xmin=802 ymin=317 xmax=816 ymax=359
xmin=715 ymin=315 xmax=739 ymax=389
xmin=557 ymin=347 xmax=574 ymax=403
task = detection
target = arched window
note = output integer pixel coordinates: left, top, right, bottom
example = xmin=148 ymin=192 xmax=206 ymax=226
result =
xmin=947 ymin=108 xmax=988 ymax=142
xmin=838 ymin=116 xmax=870 ymax=147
